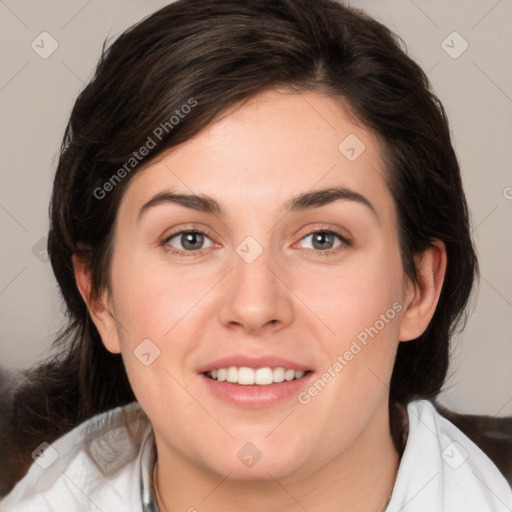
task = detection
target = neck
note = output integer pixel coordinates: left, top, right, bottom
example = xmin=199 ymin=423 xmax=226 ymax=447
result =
xmin=154 ymin=401 xmax=400 ymax=512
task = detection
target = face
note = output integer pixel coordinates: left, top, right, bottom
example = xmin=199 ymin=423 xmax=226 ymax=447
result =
xmin=94 ymin=90 xmax=416 ymax=482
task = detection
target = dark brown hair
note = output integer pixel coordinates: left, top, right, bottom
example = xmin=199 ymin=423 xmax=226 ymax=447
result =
xmin=3 ymin=0 xmax=478 ymax=491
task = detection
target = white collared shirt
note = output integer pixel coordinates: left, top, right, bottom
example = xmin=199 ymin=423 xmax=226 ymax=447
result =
xmin=1 ymin=400 xmax=511 ymax=511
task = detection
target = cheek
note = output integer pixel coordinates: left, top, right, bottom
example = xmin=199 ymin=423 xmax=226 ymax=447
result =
xmin=108 ymin=253 xmax=219 ymax=405
xmin=300 ymin=247 xmax=405 ymax=352
xmin=292 ymin=258 xmax=404 ymax=446
xmin=110 ymin=252 xmax=213 ymax=341
xmin=109 ymin=255 xmax=206 ymax=421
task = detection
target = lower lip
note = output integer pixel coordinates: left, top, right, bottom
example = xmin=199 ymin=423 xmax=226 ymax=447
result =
xmin=199 ymin=372 xmax=315 ymax=408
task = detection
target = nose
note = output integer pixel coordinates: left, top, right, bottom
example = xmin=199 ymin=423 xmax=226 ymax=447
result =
xmin=218 ymin=245 xmax=294 ymax=334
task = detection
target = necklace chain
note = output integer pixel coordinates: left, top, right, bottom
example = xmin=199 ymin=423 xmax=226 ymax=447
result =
xmin=381 ymin=492 xmax=392 ymax=512
xmin=153 ymin=463 xmax=168 ymax=512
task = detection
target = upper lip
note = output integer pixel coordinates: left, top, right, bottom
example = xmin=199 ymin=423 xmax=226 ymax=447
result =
xmin=197 ymin=354 xmax=312 ymax=373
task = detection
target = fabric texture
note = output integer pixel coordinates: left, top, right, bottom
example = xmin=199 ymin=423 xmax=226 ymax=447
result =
xmin=1 ymin=399 xmax=511 ymax=511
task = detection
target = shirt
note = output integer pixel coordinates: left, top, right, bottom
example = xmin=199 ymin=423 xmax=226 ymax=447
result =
xmin=1 ymin=399 xmax=511 ymax=511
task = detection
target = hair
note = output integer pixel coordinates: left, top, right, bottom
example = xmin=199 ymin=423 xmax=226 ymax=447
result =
xmin=2 ymin=0 xmax=478 ymax=492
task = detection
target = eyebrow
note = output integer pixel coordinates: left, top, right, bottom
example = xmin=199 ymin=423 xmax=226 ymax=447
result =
xmin=138 ymin=186 xmax=378 ymax=220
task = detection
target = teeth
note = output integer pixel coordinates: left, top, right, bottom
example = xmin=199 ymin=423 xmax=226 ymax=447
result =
xmin=273 ymin=367 xmax=285 ymax=383
xmin=205 ymin=366 xmax=307 ymax=385
xmin=226 ymin=367 xmax=238 ymax=383
xmin=284 ymin=369 xmax=295 ymax=381
xmin=255 ymin=367 xmax=272 ymax=385
xmin=238 ymin=367 xmax=255 ymax=385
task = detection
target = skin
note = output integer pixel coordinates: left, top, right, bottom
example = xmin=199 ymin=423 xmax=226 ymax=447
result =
xmin=75 ymin=89 xmax=447 ymax=512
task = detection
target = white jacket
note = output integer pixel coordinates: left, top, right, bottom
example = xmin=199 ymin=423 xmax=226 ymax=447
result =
xmin=1 ymin=400 xmax=511 ymax=511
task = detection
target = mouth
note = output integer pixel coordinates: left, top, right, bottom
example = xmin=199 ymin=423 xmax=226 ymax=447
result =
xmin=197 ymin=354 xmax=314 ymax=407
xmin=199 ymin=365 xmax=314 ymax=408
xmin=203 ymin=366 xmax=312 ymax=386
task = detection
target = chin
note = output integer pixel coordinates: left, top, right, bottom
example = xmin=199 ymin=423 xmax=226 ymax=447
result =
xmin=201 ymin=436 xmax=311 ymax=482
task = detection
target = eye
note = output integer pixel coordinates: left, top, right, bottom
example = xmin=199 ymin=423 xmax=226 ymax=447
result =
xmin=162 ymin=226 xmax=350 ymax=257
xmin=163 ymin=229 xmax=214 ymax=255
xmin=297 ymin=227 xmax=350 ymax=254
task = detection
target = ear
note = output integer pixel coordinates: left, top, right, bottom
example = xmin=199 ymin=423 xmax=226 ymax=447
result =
xmin=399 ymin=240 xmax=447 ymax=342
xmin=72 ymin=254 xmax=121 ymax=354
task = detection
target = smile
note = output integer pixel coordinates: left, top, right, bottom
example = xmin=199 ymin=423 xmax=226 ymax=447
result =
xmin=204 ymin=366 xmax=308 ymax=385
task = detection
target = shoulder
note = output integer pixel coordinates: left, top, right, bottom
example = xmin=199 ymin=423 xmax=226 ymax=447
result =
xmin=0 ymin=401 xmax=152 ymax=512
xmin=388 ymin=399 xmax=512 ymax=512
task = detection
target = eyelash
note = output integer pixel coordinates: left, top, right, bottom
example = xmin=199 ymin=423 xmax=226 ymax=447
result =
xmin=161 ymin=225 xmax=351 ymax=257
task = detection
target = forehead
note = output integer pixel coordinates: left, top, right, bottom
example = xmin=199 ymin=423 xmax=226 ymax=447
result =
xmin=120 ymin=90 xmax=393 ymax=222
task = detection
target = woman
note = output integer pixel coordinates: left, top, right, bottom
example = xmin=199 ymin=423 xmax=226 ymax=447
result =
xmin=1 ymin=0 xmax=511 ymax=510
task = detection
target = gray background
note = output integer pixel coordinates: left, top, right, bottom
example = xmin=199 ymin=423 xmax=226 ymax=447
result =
xmin=1 ymin=0 xmax=511 ymax=416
